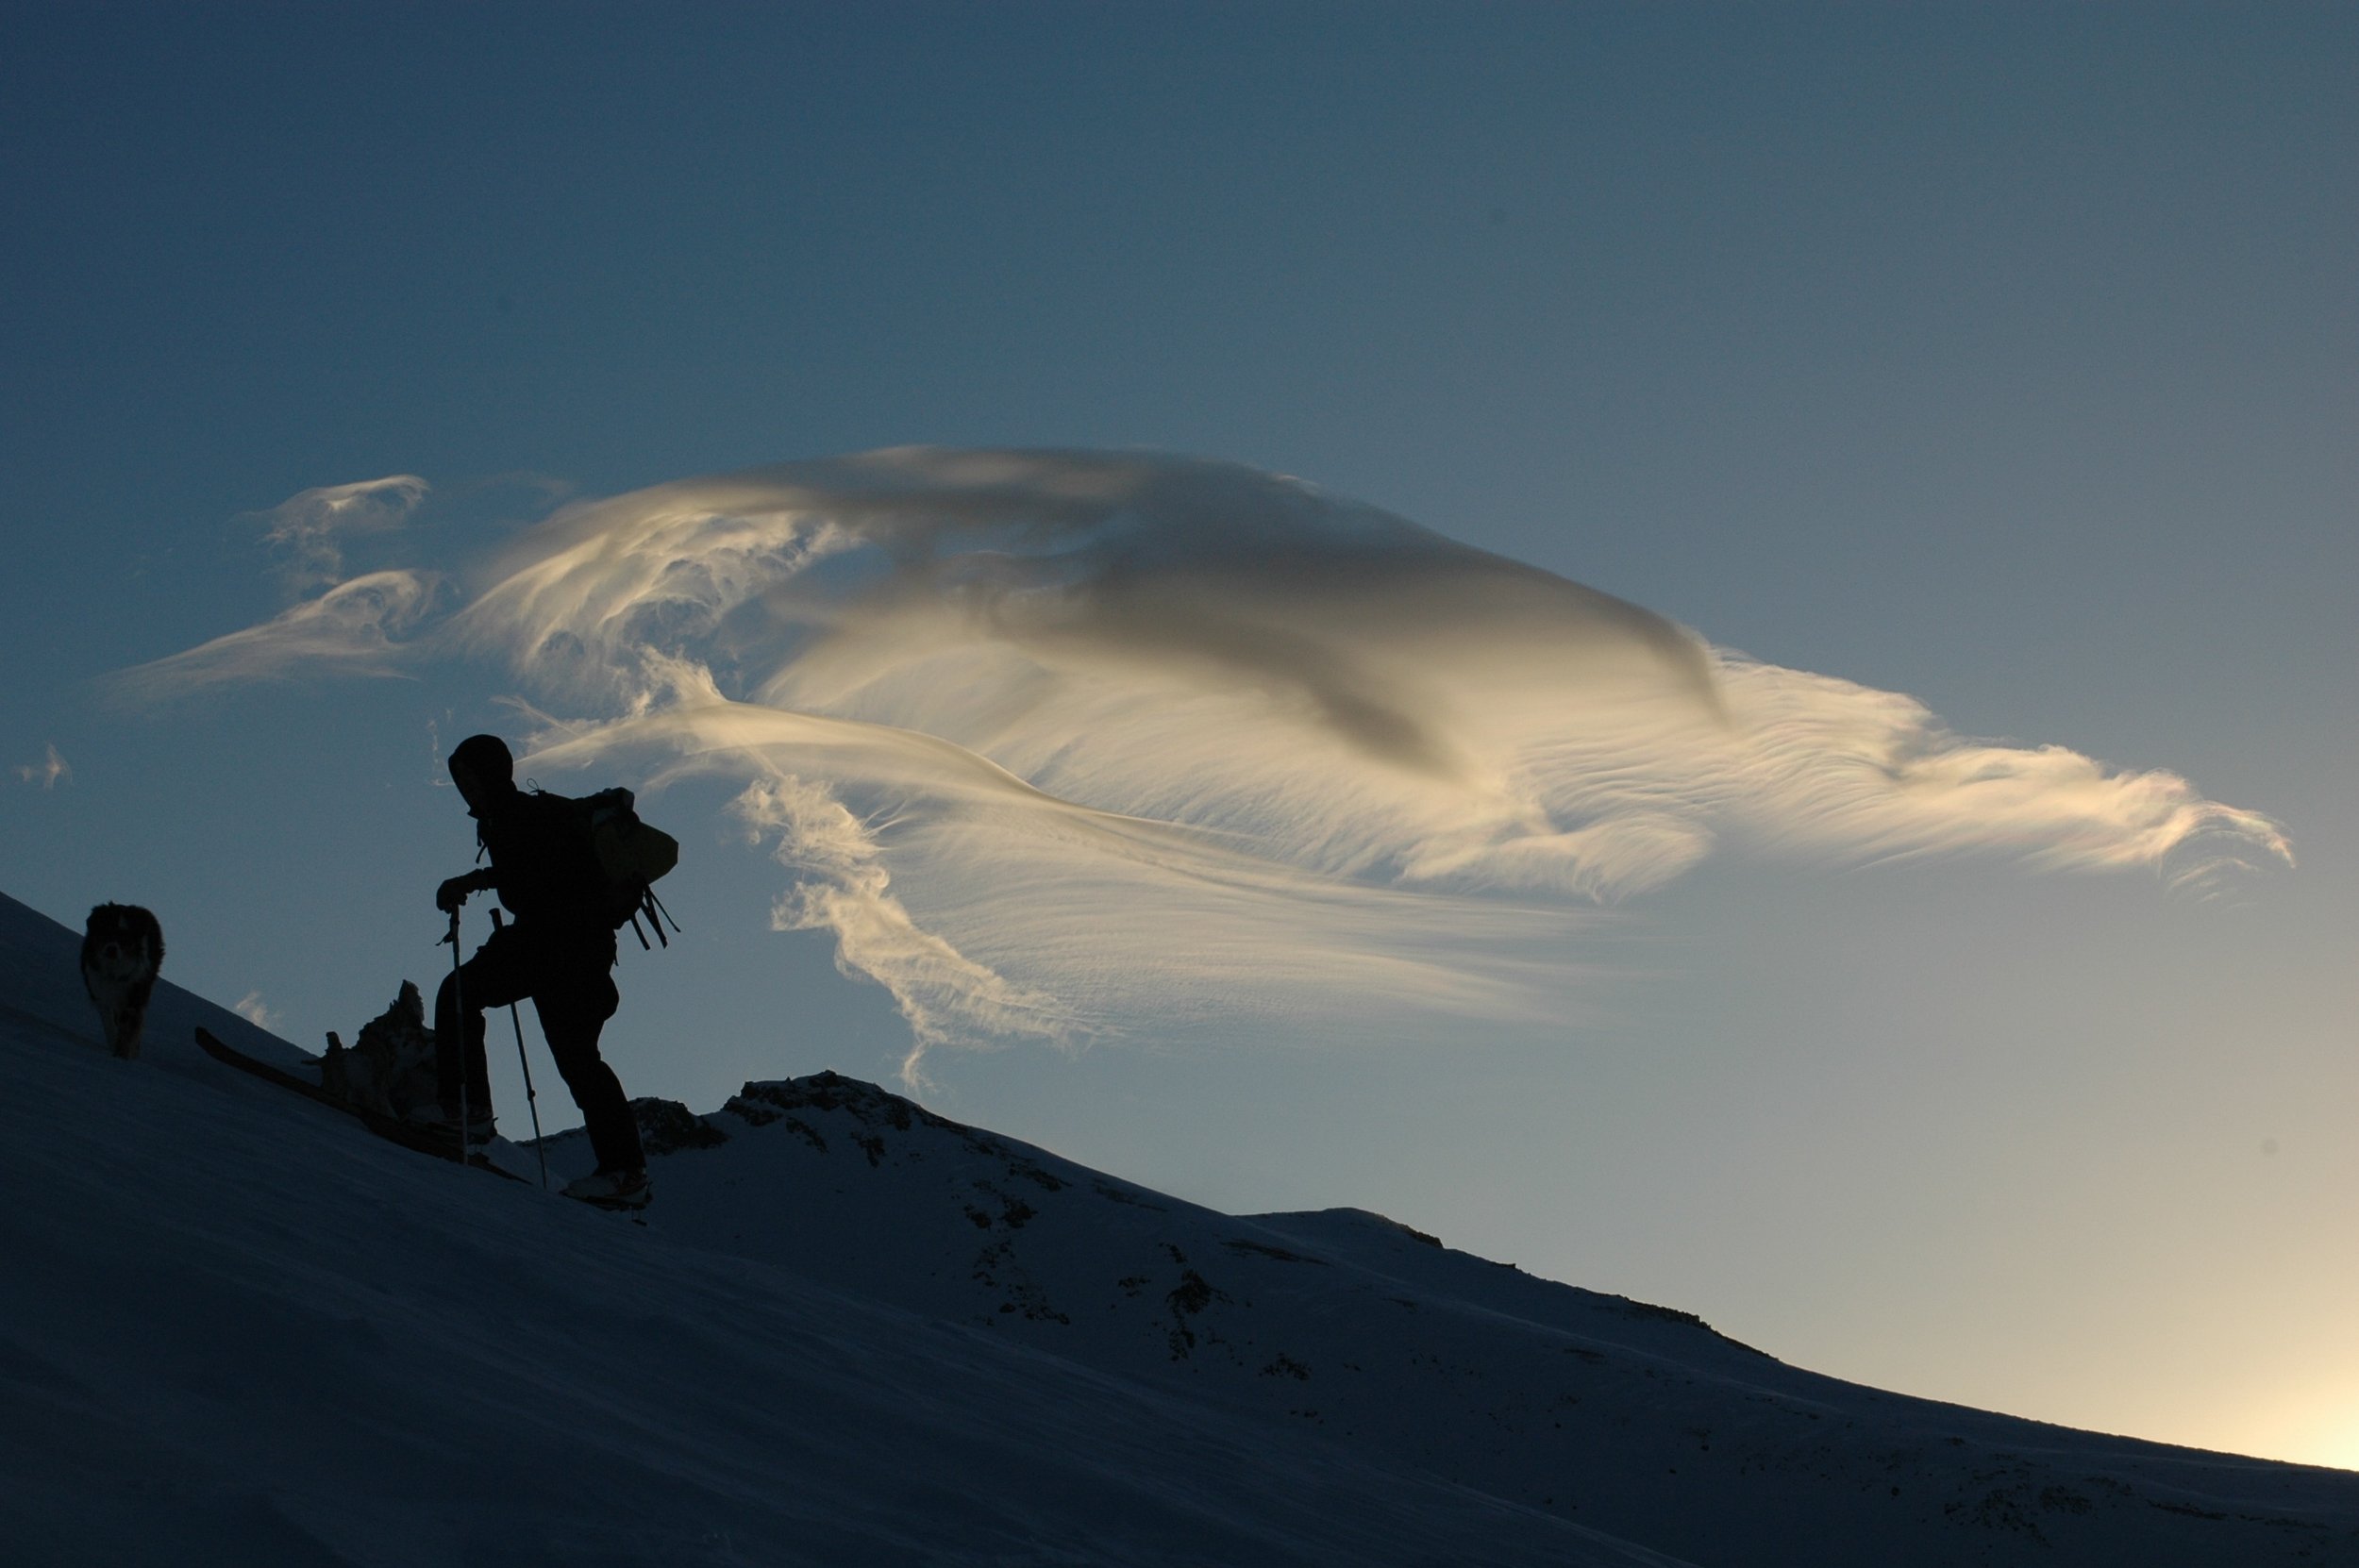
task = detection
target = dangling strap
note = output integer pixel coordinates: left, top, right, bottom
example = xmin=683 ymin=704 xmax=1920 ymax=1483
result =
xmin=624 ymin=889 xmax=678 ymax=951
xmin=610 ymin=884 xmax=681 ymax=953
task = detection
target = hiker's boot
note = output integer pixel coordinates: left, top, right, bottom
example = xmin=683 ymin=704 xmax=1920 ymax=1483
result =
xmin=561 ymin=1165 xmax=651 ymax=1211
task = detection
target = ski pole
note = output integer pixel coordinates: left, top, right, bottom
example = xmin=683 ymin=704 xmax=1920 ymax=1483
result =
xmin=447 ymin=904 xmax=471 ymax=1165
xmin=491 ymin=909 xmax=549 ymax=1188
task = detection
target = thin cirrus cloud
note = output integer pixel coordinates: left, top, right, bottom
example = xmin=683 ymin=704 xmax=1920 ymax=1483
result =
xmin=104 ymin=569 xmax=440 ymax=705
xmin=102 ymin=474 xmax=438 ymax=705
xmin=252 ymin=475 xmax=430 ymax=593
xmin=14 ymin=743 xmax=71 ymax=789
xmin=115 ymin=449 xmax=2293 ymax=1073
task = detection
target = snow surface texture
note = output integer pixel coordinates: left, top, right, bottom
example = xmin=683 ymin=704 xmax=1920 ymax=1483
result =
xmin=2 ymin=891 xmax=2352 ymax=1567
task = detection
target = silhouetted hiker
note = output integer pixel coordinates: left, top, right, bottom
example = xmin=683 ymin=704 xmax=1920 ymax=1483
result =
xmin=426 ymin=733 xmax=650 ymax=1209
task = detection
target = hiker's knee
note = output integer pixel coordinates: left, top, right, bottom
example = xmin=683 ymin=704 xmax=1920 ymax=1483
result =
xmin=433 ymin=969 xmax=465 ymax=1027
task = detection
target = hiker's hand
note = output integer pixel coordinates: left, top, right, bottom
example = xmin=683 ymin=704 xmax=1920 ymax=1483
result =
xmin=436 ymin=876 xmax=477 ymax=914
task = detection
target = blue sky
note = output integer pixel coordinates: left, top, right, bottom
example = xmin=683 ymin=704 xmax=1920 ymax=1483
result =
xmin=5 ymin=4 xmax=2354 ymax=1465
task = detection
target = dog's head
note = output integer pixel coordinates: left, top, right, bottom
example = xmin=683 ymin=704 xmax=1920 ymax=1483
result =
xmin=83 ymin=903 xmax=164 ymax=980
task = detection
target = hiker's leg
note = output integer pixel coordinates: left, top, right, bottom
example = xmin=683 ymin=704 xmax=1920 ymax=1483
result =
xmin=534 ymin=943 xmax=642 ymax=1172
xmin=434 ymin=923 xmax=529 ymax=1110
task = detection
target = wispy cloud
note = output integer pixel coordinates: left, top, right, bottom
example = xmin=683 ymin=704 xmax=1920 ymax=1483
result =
xmin=731 ymin=769 xmax=1078 ymax=1084
xmin=525 ymin=672 xmax=1597 ymax=1078
xmin=105 ymin=570 xmax=439 ymax=705
xmin=232 ymin=991 xmax=279 ymax=1031
xmin=122 ymin=449 xmax=2291 ymax=1073
xmin=251 ymin=475 xmax=429 ymax=593
xmin=1705 ymin=657 xmax=2290 ymax=880
xmin=14 ymin=743 xmax=71 ymax=789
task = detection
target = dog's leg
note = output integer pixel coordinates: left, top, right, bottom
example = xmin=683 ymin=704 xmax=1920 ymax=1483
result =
xmin=122 ymin=977 xmax=157 ymax=1060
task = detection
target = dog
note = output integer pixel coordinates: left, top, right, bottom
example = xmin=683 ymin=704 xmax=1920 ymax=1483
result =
xmin=319 ymin=980 xmax=441 ymax=1118
xmin=81 ymin=903 xmax=164 ymax=1060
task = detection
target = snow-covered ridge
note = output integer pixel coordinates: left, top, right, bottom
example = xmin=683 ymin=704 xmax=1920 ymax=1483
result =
xmin=4 ymin=889 xmax=2353 ymax=1566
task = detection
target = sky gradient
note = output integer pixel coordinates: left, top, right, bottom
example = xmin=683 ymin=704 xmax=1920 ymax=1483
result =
xmin=5 ymin=5 xmax=2354 ymax=1467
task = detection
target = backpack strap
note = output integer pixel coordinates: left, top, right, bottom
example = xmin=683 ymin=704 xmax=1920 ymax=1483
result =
xmin=627 ymin=888 xmax=681 ymax=951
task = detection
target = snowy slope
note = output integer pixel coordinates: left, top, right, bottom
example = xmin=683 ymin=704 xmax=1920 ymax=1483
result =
xmin=3 ymin=892 xmax=2353 ymax=1567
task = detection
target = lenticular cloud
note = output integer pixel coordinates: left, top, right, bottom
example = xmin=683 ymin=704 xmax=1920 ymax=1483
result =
xmin=121 ymin=448 xmax=2292 ymax=1071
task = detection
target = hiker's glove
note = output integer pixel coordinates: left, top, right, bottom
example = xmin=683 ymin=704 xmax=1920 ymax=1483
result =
xmin=436 ymin=876 xmax=479 ymax=914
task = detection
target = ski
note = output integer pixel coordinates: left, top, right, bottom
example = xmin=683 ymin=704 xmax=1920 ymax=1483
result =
xmin=194 ymin=1026 xmax=527 ymax=1183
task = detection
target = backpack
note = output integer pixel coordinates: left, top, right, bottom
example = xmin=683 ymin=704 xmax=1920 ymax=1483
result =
xmin=578 ymin=787 xmax=681 ymax=948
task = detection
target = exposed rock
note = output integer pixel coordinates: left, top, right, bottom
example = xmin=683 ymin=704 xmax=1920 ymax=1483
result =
xmin=1224 ymin=1238 xmax=1325 ymax=1265
xmin=319 ymin=981 xmax=438 ymax=1118
xmin=1366 ymin=1210 xmax=1443 ymax=1248
xmin=630 ymin=1096 xmax=729 ymax=1157
xmin=728 ymin=1072 xmax=1068 ymax=1189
